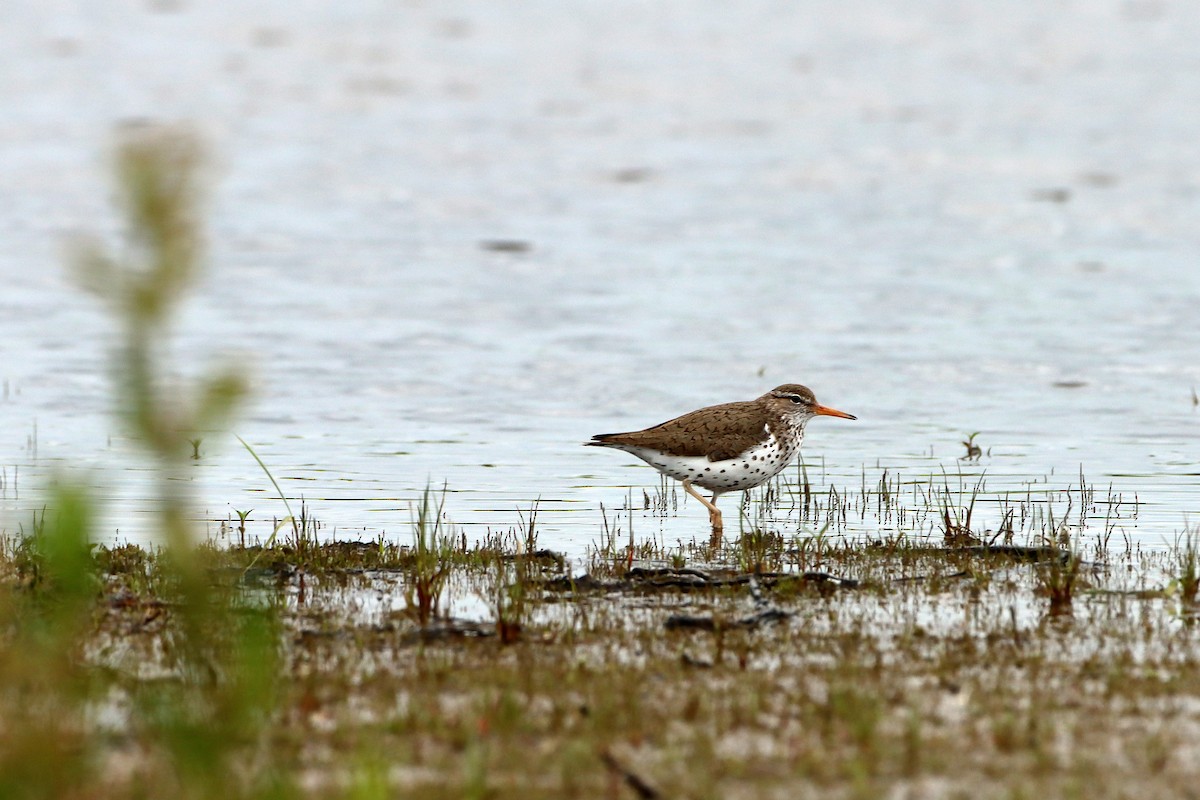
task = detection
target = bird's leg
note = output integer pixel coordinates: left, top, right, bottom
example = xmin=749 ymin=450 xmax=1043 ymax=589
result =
xmin=707 ymin=491 xmax=724 ymax=535
xmin=707 ymin=491 xmax=725 ymax=547
xmin=682 ymin=480 xmax=724 ymax=538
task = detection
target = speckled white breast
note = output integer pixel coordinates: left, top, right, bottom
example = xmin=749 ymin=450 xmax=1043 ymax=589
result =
xmin=616 ymin=425 xmax=805 ymax=494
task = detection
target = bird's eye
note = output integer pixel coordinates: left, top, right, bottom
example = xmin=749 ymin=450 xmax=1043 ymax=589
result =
xmin=789 ymin=396 xmax=805 ymax=404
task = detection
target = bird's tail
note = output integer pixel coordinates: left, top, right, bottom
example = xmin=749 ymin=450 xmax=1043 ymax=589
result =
xmin=583 ymin=433 xmax=618 ymax=447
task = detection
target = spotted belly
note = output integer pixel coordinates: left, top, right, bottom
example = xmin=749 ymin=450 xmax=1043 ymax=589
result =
xmin=616 ymin=436 xmax=800 ymax=494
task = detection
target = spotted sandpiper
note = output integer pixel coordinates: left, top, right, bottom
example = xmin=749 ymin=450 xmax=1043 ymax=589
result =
xmin=586 ymin=384 xmax=855 ymax=537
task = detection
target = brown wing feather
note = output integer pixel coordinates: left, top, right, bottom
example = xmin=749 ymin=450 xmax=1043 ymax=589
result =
xmin=588 ymin=400 xmax=769 ymax=461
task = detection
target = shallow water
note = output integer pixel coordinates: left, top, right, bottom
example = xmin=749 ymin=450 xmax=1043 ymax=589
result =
xmin=2 ymin=0 xmax=1199 ymax=557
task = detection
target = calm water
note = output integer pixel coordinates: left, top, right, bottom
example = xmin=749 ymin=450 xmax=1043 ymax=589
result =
xmin=2 ymin=1 xmax=1198 ymax=558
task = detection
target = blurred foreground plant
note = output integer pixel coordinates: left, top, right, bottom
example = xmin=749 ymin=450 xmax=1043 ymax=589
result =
xmin=74 ymin=124 xmax=246 ymax=550
xmin=0 ymin=125 xmax=287 ymax=800
xmin=0 ymin=486 xmax=99 ymax=800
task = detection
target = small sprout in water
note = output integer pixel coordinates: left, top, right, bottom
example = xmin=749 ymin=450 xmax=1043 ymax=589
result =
xmin=189 ymin=438 xmax=202 ymax=460
xmin=234 ymin=508 xmax=252 ymax=548
xmin=1192 ymin=386 xmax=1198 ymax=408
xmin=960 ymin=432 xmax=987 ymax=462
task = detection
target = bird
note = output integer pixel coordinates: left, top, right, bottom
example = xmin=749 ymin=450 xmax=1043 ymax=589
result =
xmin=586 ymin=384 xmax=855 ymax=537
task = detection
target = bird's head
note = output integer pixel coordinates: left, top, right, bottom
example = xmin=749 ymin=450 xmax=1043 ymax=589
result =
xmin=765 ymin=384 xmax=856 ymax=422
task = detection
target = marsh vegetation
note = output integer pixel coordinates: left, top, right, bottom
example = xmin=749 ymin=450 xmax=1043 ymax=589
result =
xmin=6 ymin=489 xmax=1200 ymax=799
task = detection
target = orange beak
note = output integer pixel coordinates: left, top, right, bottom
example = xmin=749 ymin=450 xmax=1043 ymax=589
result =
xmin=813 ymin=404 xmax=856 ymax=420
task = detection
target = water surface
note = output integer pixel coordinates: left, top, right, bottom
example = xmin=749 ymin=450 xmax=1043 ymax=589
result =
xmin=2 ymin=0 xmax=1198 ymax=557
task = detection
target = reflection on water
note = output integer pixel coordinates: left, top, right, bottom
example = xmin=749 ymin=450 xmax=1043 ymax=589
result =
xmin=2 ymin=1 xmax=1200 ymax=557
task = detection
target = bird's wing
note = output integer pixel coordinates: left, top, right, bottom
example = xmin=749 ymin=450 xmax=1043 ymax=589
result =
xmin=589 ymin=401 xmax=769 ymax=461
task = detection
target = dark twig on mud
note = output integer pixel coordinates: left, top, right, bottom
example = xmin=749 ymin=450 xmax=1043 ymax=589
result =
xmin=664 ymin=608 xmax=792 ymax=632
xmin=600 ymin=750 xmax=661 ymax=800
xmin=890 ymin=570 xmax=971 ymax=584
xmin=540 ymin=567 xmax=860 ymax=594
xmin=395 ymin=619 xmax=495 ymax=643
xmin=954 ymin=545 xmax=1071 ymax=563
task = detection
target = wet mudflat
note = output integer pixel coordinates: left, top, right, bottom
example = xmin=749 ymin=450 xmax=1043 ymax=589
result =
xmin=4 ymin=1 xmax=1200 ymax=553
xmin=9 ymin=515 xmax=1199 ymax=800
